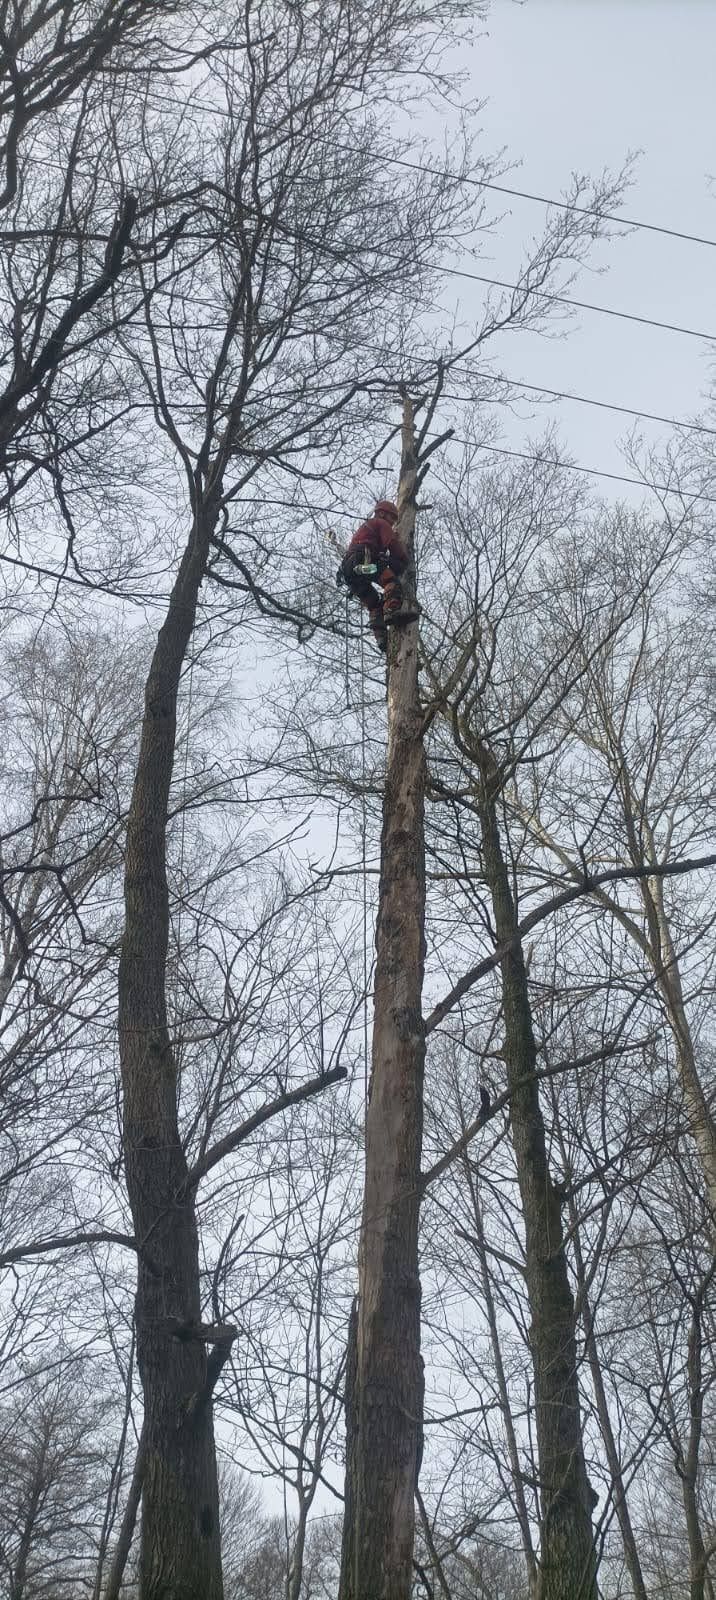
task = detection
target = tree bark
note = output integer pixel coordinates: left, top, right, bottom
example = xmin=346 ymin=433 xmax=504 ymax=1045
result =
xmin=616 ymin=769 xmax=716 ymax=1224
xmin=339 ymin=393 xmax=427 ymax=1600
xmin=682 ymin=1284 xmax=711 ymax=1600
xmin=568 ymin=1207 xmax=648 ymax=1600
xmin=339 ymin=1300 xmax=359 ymax=1600
xmin=117 ymin=503 xmax=224 ymax=1600
xmin=103 ymin=1426 xmax=147 ymax=1600
xmin=646 ymin=868 xmax=716 ymax=1225
xmin=460 ymin=1159 xmax=539 ymax=1596
xmin=476 ymin=770 xmax=598 ymax=1600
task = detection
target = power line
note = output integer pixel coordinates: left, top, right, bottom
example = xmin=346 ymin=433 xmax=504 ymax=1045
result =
xmin=365 ymin=149 xmax=716 ymax=253
xmin=2 ymin=441 xmax=712 ymax=620
xmin=114 ymin=305 xmax=716 ymax=441
xmin=435 ymin=437 xmax=716 ymax=506
xmin=433 ymin=263 xmax=716 ymax=345
xmin=4 ymin=433 xmax=713 ymax=626
xmin=119 ymin=310 xmax=716 ymax=436
xmin=3 ymin=204 xmax=716 ymax=360
xmin=143 ymin=86 xmax=716 ymax=251
xmin=448 ymin=376 xmax=716 ymax=438
xmin=179 ymin=222 xmax=716 ymax=344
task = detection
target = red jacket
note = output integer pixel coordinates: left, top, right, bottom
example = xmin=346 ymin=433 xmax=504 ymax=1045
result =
xmin=347 ymin=515 xmax=407 ymax=567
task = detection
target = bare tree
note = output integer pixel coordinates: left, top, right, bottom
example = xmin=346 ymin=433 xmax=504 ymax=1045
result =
xmin=0 ymin=0 xmax=199 ymax=524
xmin=513 ymin=546 xmax=716 ymax=1222
xmin=0 ymin=1359 xmax=112 ymax=1599
xmin=113 ymin=6 xmax=493 ymax=1594
xmin=338 ymin=391 xmax=429 ymax=1599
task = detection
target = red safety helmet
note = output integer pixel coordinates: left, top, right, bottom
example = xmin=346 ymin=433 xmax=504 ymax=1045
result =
xmin=374 ymin=499 xmax=399 ymax=523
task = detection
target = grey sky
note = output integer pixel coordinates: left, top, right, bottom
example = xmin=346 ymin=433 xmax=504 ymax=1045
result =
xmin=439 ymin=0 xmax=716 ymax=497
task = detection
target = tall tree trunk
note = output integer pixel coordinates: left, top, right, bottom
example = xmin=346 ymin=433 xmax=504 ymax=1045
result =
xmin=460 ymin=1156 xmax=539 ymax=1596
xmin=103 ymin=1426 xmax=147 ymax=1600
xmin=476 ymin=768 xmax=598 ymax=1600
xmin=118 ymin=505 xmax=224 ymax=1600
xmin=620 ymin=784 xmax=716 ymax=1223
xmin=646 ymin=867 xmax=716 ymax=1224
xmin=682 ymin=1285 xmax=711 ymax=1600
xmin=647 ymin=1276 xmax=714 ymax=1600
xmin=567 ymin=1204 xmax=648 ymax=1600
xmin=339 ymin=394 xmax=427 ymax=1600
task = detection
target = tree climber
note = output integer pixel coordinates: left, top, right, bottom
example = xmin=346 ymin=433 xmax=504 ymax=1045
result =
xmin=339 ymin=499 xmax=418 ymax=652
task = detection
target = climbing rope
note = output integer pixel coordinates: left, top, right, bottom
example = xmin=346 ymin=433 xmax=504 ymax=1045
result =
xmin=328 ymin=523 xmax=371 ymax=1117
xmin=359 ymin=606 xmax=369 ymax=1120
xmin=174 ymin=652 xmax=195 ymax=1082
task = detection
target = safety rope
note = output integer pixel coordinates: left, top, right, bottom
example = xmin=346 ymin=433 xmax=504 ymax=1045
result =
xmin=359 ymin=607 xmax=369 ymax=1120
xmin=334 ymin=522 xmax=371 ymax=1117
xmin=175 ymin=652 xmax=195 ymax=1083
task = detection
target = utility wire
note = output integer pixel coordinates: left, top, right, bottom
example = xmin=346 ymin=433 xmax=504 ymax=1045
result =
xmin=437 ymin=438 xmax=716 ymax=505
xmin=442 ymin=377 xmax=716 ymax=438
xmin=128 ymin=234 xmax=716 ymax=345
xmin=427 ymin=262 xmax=716 ymax=345
xmin=143 ymin=87 xmax=716 ymax=251
xmin=357 ymin=148 xmax=716 ymax=252
xmin=118 ymin=319 xmax=716 ymax=437
xmin=3 ymin=432 xmax=715 ymax=613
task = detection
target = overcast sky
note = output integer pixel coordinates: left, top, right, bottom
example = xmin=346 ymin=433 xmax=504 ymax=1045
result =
xmin=432 ymin=0 xmax=716 ymax=499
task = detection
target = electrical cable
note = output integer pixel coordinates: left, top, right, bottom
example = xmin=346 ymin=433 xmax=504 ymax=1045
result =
xmin=432 ymin=262 xmax=716 ymax=344
xmin=3 ymin=419 xmax=715 ymax=618
xmin=432 ymin=437 xmax=716 ymax=505
xmin=438 ymin=377 xmax=716 ymax=439
xmin=121 ymin=233 xmax=716 ymax=346
xmin=354 ymin=147 xmax=716 ymax=252
xmin=142 ymin=86 xmax=716 ymax=251
xmin=118 ymin=318 xmax=716 ymax=437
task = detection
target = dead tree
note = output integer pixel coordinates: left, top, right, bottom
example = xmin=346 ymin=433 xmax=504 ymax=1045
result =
xmin=340 ymin=392 xmax=429 ymax=1600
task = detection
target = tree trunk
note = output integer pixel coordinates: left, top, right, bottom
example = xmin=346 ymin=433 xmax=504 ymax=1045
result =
xmin=647 ymin=869 xmax=716 ymax=1224
xmin=11 ymin=1462 xmax=43 ymax=1600
xmin=476 ymin=772 xmax=598 ymax=1600
xmin=620 ymin=780 xmax=716 ymax=1223
xmin=118 ymin=505 xmax=224 ymax=1600
xmin=461 ymin=1158 xmax=539 ymax=1596
xmin=683 ymin=1288 xmax=710 ymax=1600
xmin=568 ymin=1206 xmax=648 ymax=1600
xmin=339 ymin=394 xmax=427 ymax=1600
xmin=339 ymin=1300 xmax=359 ymax=1600
xmin=103 ymin=1426 xmax=147 ymax=1600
